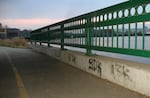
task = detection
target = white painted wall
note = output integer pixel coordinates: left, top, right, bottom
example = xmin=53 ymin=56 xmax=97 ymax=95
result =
xmin=31 ymin=45 xmax=150 ymax=97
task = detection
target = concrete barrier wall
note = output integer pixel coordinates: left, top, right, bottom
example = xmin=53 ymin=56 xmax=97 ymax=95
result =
xmin=31 ymin=45 xmax=150 ymax=97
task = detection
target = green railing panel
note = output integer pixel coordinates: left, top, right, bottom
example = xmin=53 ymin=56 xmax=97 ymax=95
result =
xmin=31 ymin=0 xmax=150 ymax=57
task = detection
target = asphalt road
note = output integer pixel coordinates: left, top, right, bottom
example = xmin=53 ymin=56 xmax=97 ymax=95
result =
xmin=0 ymin=46 xmax=148 ymax=98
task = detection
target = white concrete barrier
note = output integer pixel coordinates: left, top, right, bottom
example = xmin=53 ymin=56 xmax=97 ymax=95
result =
xmin=31 ymin=45 xmax=150 ymax=97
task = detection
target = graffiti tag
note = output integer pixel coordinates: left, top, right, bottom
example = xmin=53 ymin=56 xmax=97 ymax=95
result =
xmin=88 ymin=58 xmax=102 ymax=76
xmin=112 ymin=63 xmax=132 ymax=81
xmin=68 ymin=54 xmax=76 ymax=64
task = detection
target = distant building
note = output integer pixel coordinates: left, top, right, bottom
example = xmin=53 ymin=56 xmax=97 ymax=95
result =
xmin=0 ymin=28 xmax=7 ymax=39
xmin=7 ymin=28 xmax=20 ymax=38
xmin=0 ymin=23 xmax=2 ymax=29
xmin=19 ymin=29 xmax=31 ymax=39
xmin=0 ymin=23 xmax=32 ymax=39
xmin=0 ymin=23 xmax=7 ymax=39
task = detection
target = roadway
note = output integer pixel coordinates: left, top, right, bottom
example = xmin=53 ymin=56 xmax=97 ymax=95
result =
xmin=0 ymin=46 xmax=148 ymax=98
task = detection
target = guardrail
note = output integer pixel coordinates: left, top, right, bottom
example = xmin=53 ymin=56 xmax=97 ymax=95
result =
xmin=31 ymin=0 xmax=150 ymax=57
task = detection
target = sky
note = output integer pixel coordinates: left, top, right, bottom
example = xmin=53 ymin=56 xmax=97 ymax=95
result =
xmin=0 ymin=0 xmax=127 ymax=30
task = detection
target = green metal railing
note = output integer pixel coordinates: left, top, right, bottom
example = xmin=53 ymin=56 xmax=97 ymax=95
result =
xmin=31 ymin=0 xmax=150 ymax=57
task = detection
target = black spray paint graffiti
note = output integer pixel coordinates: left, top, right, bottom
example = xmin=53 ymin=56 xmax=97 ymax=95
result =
xmin=88 ymin=58 xmax=102 ymax=77
xmin=111 ymin=63 xmax=132 ymax=81
xmin=68 ymin=54 xmax=76 ymax=64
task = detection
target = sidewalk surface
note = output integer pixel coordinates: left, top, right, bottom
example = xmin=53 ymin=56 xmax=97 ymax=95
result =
xmin=0 ymin=46 xmax=148 ymax=98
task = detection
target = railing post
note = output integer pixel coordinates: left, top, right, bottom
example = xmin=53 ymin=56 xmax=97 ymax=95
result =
xmin=40 ymin=33 xmax=42 ymax=45
xmin=48 ymin=42 xmax=50 ymax=47
xmin=61 ymin=24 xmax=64 ymax=50
xmin=48 ymin=32 xmax=50 ymax=47
xmin=86 ymin=17 xmax=92 ymax=56
xmin=30 ymin=34 xmax=33 ymax=44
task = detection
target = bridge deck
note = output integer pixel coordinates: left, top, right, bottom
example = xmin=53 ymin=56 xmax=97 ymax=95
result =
xmin=0 ymin=46 xmax=148 ymax=98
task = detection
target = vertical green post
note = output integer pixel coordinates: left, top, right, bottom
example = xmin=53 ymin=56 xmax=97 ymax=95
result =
xmin=48 ymin=32 xmax=50 ymax=47
xmin=103 ymin=26 xmax=104 ymax=47
xmin=80 ymin=28 xmax=81 ymax=45
xmin=86 ymin=17 xmax=92 ymax=56
xmin=122 ymin=24 xmax=124 ymax=48
xmin=95 ymin=28 xmax=97 ymax=46
xmin=135 ymin=23 xmax=137 ymax=49
xmin=40 ymin=34 xmax=42 ymax=45
xmin=107 ymin=26 xmax=109 ymax=47
xmin=61 ymin=24 xmax=64 ymax=50
xmin=128 ymin=24 xmax=131 ymax=49
xmin=99 ymin=27 xmax=101 ymax=47
xmin=142 ymin=22 xmax=145 ymax=50
xmin=112 ymin=25 xmax=114 ymax=48
xmin=116 ymin=24 xmax=119 ymax=48
xmin=83 ymin=29 xmax=84 ymax=45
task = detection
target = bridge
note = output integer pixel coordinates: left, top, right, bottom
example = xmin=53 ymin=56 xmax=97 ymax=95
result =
xmin=1 ymin=0 xmax=150 ymax=98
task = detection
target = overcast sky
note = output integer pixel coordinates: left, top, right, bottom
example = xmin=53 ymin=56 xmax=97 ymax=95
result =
xmin=0 ymin=0 xmax=127 ymax=30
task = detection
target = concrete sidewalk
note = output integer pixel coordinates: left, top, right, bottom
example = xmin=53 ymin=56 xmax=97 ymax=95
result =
xmin=0 ymin=46 xmax=148 ymax=98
